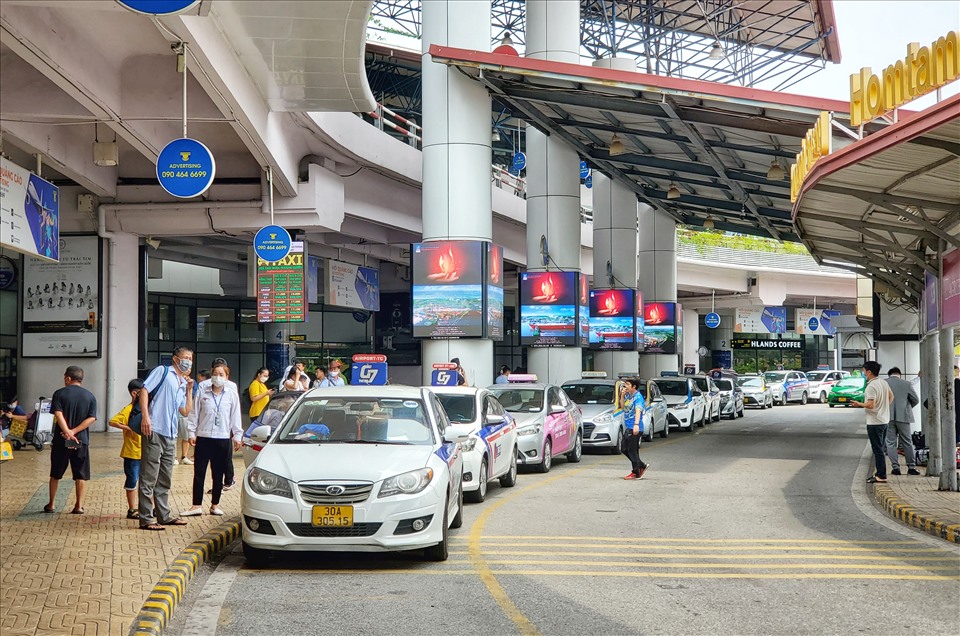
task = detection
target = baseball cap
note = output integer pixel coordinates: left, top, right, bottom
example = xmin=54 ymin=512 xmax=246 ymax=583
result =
xmin=329 ymin=359 xmax=343 ymax=368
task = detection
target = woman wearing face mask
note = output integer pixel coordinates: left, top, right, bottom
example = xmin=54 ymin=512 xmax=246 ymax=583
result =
xmin=319 ymin=360 xmax=346 ymax=387
xmin=182 ymin=362 xmax=242 ymax=516
xmin=248 ymin=367 xmax=274 ymax=421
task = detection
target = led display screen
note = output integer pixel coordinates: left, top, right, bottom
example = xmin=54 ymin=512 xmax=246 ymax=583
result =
xmin=412 ymin=241 xmax=484 ymax=338
xmin=588 ymin=289 xmax=636 ymax=350
xmin=519 ymin=271 xmax=578 ymax=347
xmin=486 ymin=243 xmax=504 ymax=340
xmin=578 ymin=274 xmax=590 ymax=347
xmin=635 ymin=290 xmax=645 ymax=353
xmin=643 ymin=302 xmax=677 ymax=354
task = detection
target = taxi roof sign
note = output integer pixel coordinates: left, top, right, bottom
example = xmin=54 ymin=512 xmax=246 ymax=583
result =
xmin=507 ymin=374 xmax=539 ymax=383
xmin=581 ymin=371 xmax=608 ymax=378
xmin=659 ymin=371 xmax=680 ymax=377
xmin=352 ymin=354 xmax=387 ymax=363
xmin=432 ymin=363 xmax=457 ymax=370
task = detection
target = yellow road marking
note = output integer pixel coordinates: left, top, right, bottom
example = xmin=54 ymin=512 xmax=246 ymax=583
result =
xmin=476 ymin=559 xmax=960 ymax=571
xmin=452 ymin=536 xmax=928 ymax=545
xmin=454 ymin=543 xmax=946 ymax=553
xmin=450 ymin=549 xmax=958 ymax=561
xmin=269 ymin=569 xmax=960 ymax=581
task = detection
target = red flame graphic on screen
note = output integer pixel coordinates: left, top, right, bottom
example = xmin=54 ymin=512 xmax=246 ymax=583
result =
xmin=646 ymin=303 xmax=669 ymax=325
xmin=598 ymin=292 xmax=621 ymax=315
xmin=532 ymin=274 xmax=559 ymax=302
xmin=580 ymin=276 xmax=588 ymax=304
xmin=427 ymin=246 xmax=461 ymax=282
xmin=490 ymin=251 xmax=501 ymax=284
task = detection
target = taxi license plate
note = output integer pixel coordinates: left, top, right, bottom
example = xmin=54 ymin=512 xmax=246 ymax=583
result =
xmin=837 ymin=397 xmax=847 ymax=402
xmin=312 ymin=505 xmax=353 ymax=527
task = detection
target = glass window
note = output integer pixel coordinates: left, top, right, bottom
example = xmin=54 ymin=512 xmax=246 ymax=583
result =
xmin=657 ymin=379 xmax=690 ymax=396
xmin=737 ymin=377 xmax=763 ymax=388
xmin=437 ymin=394 xmax=476 ymax=423
xmin=197 ymin=307 xmax=238 ymax=342
xmin=764 ymin=371 xmax=788 ymax=383
xmin=806 ymin=372 xmax=827 ymax=382
xmin=715 ymin=379 xmax=734 ymax=391
xmin=489 ymin=388 xmax=544 ymax=412
xmin=560 ymin=383 xmax=615 ymax=404
xmin=324 ymin=310 xmax=369 ymax=343
xmin=275 ymin=397 xmax=432 ymax=445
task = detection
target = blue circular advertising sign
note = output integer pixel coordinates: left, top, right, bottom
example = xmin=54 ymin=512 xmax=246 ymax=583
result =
xmin=116 ymin=0 xmax=200 ymax=15
xmin=156 ymin=138 xmax=216 ymax=199
xmin=254 ymin=225 xmax=292 ymax=263
xmin=511 ymin=152 xmax=526 ymax=172
xmin=579 ymin=161 xmax=590 ymax=179
xmin=705 ymin=312 xmax=721 ymax=329
xmin=0 ymin=256 xmax=17 ymax=290
xmin=808 ymin=316 xmax=820 ymax=332
xmin=585 ymin=175 xmax=593 ymax=189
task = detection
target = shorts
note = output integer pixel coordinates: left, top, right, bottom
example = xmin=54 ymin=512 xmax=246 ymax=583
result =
xmin=123 ymin=458 xmax=141 ymax=490
xmin=177 ymin=415 xmax=189 ymax=439
xmin=50 ymin=443 xmax=91 ymax=481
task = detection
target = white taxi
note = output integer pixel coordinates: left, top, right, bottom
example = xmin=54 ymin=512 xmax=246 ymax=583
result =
xmin=241 ymin=386 xmax=465 ymax=562
xmin=657 ymin=374 xmax=708 ymax=431
xmin=434 ymin=387 xmax=519 ymax=503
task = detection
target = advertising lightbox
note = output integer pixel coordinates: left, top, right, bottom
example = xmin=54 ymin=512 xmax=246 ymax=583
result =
xmin=520 ymin=271 xmax=578 ymax=347
xmin=588 ymin=289 xmax=636 ymax=350
xmin=486 ymin=243 xmax=504 ymax=340
xmin=578 ymin=274 xmax=590 ymax=346
xmin=412 ymin=241 xmax=484 ymax=338
xmin=643 ymin=302 xmax=677 ymax=354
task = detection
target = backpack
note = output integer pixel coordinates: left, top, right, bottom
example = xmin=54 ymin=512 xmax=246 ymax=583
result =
xmin=241 ymin=387 xmax=253 ymax=413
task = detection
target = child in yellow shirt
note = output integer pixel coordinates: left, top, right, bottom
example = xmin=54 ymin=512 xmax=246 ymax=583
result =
xmin=109 ymin=379 xmax=144 ymax=519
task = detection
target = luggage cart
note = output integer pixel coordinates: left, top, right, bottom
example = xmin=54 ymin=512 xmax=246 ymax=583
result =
xmin=8 ymin=398 xmax=54 ymax=451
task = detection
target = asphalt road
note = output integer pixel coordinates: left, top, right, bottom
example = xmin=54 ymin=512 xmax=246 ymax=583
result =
xmin=169 ymin=403 xmax=960 ymax=636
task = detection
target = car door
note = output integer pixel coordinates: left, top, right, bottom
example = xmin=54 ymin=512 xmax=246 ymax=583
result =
xmin=545 ymin=387 xmax=572 ymax=455
xmin=431 ymin=394 xmax=462 ymax=500
xmin=481 ymin=395 xmax=510 ymax=478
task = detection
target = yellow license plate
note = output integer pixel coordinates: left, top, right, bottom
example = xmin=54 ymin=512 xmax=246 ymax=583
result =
xmin=312 ymin=505 xmax=354 ymax=527
xmin=837 ymin=397 xmax=847 ymax=402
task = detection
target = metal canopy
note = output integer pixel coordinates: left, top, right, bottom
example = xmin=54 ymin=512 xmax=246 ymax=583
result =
xmin=793 ymin=94 xmax=960 ymax=302
xmin=429 ymin=45 xmax=852 ymax=242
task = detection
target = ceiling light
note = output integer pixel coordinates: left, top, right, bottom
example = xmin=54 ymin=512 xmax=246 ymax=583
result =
xmin=667 ymin=183 xmax=681 ymax=199
xmin=492 ymin=129 xmax=501 ymax=142
xmin=500 ymin=32 xmax=514 ymax=47
xmin=145 ymin=237 xmax=161 ymax=250
xmin=93 ymin=141 xmax=118 ymax=167
xmin=703 ymin=218 xmax=715 ymax=230
xmin=766 ymin=160 xmax=785 ymax=180
xmin=709 ymin=42 xmax=724 ymax=60
xmin=608 ymin=134 xmax=626 ymax=156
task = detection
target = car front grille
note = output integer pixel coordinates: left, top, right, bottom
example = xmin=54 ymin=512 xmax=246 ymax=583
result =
xmin=287 ymin=523 xmax=382 ymax=538
xmin=298 ymin=482 xmax=373 ymax=505
xmin=583 ymin=423 xmax=596 ymax=437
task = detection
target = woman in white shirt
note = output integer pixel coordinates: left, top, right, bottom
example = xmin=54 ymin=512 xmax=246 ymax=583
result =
xmin=182 ymin=362 xmax=242 ymax=516
xmin=282 ymin=364 xmax=310 ymax=391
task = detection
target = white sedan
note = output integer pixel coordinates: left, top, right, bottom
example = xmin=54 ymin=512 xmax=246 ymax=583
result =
xmin=241 ymin=386 xmax=465 ymax=563
xmin=434 ymin=387 xmax=519 ymax=503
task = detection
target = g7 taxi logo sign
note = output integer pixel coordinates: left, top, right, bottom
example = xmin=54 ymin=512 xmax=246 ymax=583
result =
xmin=359 ymin=365 xmax=378 ymax=384
xmin=351 ymin=361 xmax=387 ymax=385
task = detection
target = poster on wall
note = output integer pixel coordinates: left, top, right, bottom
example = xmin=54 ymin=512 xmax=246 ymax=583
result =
xmin=643 ymin=302 xmax=677 ymax=354
xmin=588 ymin=289 xmax=636 ymax=350
xmin=411 ymin=241 xmax=484 ymax=338
xmin=735 ymin=306 xmax=786 ymax=334
xmin=257 ymin=241 xmax=306 ymax=323
xmin=486 ymin=243 xmax=503 ymax=340
xmin=22 ymin=235 xmax=100 ymax=357
xmin=519 ymin=271 xmax=578 ymax=347
xmin=795 ymin=309 xmax=841 ymax=335
xmin=1 ymin=157 xmax=60 ymax=262
xmin=325 ymin=259 xmax=380 ymax=311
xmin=943 ymin=248 xmax=959 ymax=330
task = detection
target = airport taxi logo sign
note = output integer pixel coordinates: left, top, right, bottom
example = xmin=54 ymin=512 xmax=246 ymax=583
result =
xmin=254 ymin=225 xmax=292 ymax=262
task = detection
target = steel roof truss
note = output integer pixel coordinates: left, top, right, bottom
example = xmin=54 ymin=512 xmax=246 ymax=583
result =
xmin=795 ymin=211 xmax=941 ymax=242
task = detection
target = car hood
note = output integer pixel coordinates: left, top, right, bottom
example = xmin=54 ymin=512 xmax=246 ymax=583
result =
xmin=831 ymin=386 xmax=864 ymax=395
xmin=578 ymin=404 xmax=614 ymax=419
xmin=741 ymin=386 xmax=766 ymax=394
xmin=255 ymin=443 xmax=435 ymax=483
xmin=510 ymin=411 xmax=544 ymax=427
xmin=662 ymin=396 xmax=690 ymax=407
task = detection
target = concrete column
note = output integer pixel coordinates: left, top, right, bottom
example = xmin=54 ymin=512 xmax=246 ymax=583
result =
xmin=524 ymin=0 xmax=582 ymax=384
xmin=420 ymin=0 xmax=494 ymax=386
xmin=637 ymin=204 xmax=678 ymax=377
xmin=940 ymin=327 xmax=957 ymax=491
xmin=682 ymin=306 xmax=700 ymax=372
xmin=591 ymin=172 xmax=639 ymax=378
xmin=922 ymin=332 xmax=942 ymax=477
xmin=711 ymin=320 xmax=734 ymax=368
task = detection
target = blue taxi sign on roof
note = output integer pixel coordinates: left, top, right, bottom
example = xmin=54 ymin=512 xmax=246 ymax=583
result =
xmin=253 ymin=225 xmax=292 ymax=262
xmin=117 ymin=1 xmax=200 ymax=16
xmin=705 ymin=312 xmax=721 ymax=329
xmin=156 ymin=138 xmax=216 ymax=198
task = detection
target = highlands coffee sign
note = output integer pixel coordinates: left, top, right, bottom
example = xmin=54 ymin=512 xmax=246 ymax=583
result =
xmin=731 ymin=339 xmax=802 ymax=350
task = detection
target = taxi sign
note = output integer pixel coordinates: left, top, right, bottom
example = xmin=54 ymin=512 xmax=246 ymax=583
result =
xmin=659 ymin=371 xmax=680 ymax=377
xmin=581 ymin=371 xmax=608 ymax=378
xmin=432 ymin=363 xmax=457 ymax=370
xmin=507 ymin=374 xmax=538 ymax=383
xmin=431 ymin=368 xmax=459 ymax=386
xmin=352 ymin=354 xmax=387 ymax=363
xmin=351 ymin=359 xmax=387 ymax=385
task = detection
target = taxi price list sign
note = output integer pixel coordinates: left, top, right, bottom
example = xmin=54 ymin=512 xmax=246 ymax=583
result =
xmin=257 ymin=241 xmax=306 ymax=324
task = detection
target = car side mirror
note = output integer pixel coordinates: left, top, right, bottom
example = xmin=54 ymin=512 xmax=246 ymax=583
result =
xmin=250 ymin=425 xmax=272 ymax=443
xmin=654 ymin=397 xmax=665 ymax=403
xmin=485 ymin=414 xmax=503 ymax=426
xmin=550 ymin=405 xmax=565 ymax=414
xmin=443 ymin=430 xmax=469 ymax=444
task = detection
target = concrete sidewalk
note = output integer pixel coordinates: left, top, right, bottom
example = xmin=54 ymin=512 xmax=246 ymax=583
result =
xmin=873 ymin=464 xmax=960 ymax=543
xmin=0 ymin=431 xmax=243 ymax=636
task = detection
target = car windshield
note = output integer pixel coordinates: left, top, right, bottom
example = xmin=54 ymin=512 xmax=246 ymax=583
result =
xmin=838 ymin=377 xmax=866 ymax=388
xmin=489 ymin=388 xmax=544 ymax=412
xmin=436 ymin=394 xmax=476 ymax=423
xmin=274 ymin=397 xmax=433 ymax=445
xmin=560 ymin=383 xmax=614 ymax=405
xmin=715 ymin=380 xmax=734 ymax=391
xmin=249 ymin=393 xmax=300 ymax=434
xmin=764 ymin=372 xmax=788 ymax=383
xmin=806 ymin=372 xmax=827 ymax=382
xmin=657 ymin=379 xmax=689 ymax=396
xmin=737 ymin=377 xmax=763 ymax=388
xmin=693 ymin=378 xmax=710 ymax=392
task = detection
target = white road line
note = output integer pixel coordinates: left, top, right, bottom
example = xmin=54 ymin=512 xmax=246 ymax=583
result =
xmin=181 ymin=548 xmax=244 ymax=636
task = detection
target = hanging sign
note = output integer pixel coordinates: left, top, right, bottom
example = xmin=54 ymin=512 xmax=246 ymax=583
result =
xmin=704 ymin=312 xmax=721 ymax=329
xmin=0 ymin=255 xmax=17 ymax=290
xmin=511 ymin=152 xmax=526 ymax=172
xmin=116 ymin=1 xmax=201 ymax=15
xmin=351 ymin=354 xmax=388 ymax=385
xmin=795 ymin=309 xmax=841 ymax=335
xmin=326 ymin=259 xmax=381 ymax=311
xmin=579 ymin=161 xmax=590 ymax=179
xmin=1 ymin=157 xmax=59 ymax=262
xmin=585 ymin=175 xmax=593 ymax=189
xmin=431 ymin=363 xmax=459 ymax=387
xmin=734 ymin=306 xmax=786 ymax=334
xmin=256 ymin=241 xmax=305 ymax=324
xmin=254 ymin=225 xmax=292 ymax=263
xmin=156 ymin=138 xmax=216 ymax=198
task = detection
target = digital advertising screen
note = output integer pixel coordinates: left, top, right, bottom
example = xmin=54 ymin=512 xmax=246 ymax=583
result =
xmin=519 ymin=271 xmax=578 ymax=347
xmin=578 ymin=274 xmax=590 ymax=346
xmin=643 ymin=302 xmax=677 ymax=354
xmin=588 ymin=289 xmax=636 ymax=350
xmin=486 ymin=243 xmax=504 ymax=340
xmin=411 ymin=241 xmax=484 ymax=338
xmin=635 ymin=290 xmax=645 ymax=353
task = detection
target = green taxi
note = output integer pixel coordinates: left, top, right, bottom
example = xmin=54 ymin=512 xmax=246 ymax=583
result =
xmin=827 ymin=376 xmax=867 ymax=407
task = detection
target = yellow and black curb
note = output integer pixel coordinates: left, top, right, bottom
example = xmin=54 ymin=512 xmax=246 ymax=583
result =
xmin=130 ymin=517 xmax=242 ymax=636
xmin=872 ymin=484 xmax=960 ymax=544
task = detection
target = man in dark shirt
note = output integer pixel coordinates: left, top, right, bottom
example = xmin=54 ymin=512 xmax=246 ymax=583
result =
xmin=45 ymin=366 xmax=97 ymax=514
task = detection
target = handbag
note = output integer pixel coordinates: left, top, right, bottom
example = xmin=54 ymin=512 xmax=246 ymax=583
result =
xmin=128 ymin=366 xmax=171 ymax=435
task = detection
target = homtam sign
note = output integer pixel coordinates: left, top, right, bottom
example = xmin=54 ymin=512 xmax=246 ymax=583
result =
xmin=850 ymin=30 xmax=960 ymax=127
xmin=790 ymin=111 xmax=831 ymax=203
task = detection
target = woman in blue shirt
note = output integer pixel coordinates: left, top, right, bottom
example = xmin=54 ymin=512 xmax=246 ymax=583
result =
xmin=622 ymin=379 xmax=650 ymax=480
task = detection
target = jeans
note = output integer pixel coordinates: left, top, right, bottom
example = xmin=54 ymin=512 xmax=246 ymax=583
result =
xmin=138 ymin=434 xmax=177 ymax=525
xmin=866 ymin=424 xmax=888 ymax=479
xmin=193 ymin=437 xmax=231 ymax=506
xmin=884 ymin=420 xmax=915 ymax=470
xmin=626 ymin=432 xmax=647 ymax=475
xmin=123 ymin=458 xmax=140 ymax=490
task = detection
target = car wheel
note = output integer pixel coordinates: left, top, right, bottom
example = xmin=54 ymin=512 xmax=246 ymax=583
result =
xmin=567 ymin=431 xmax=583 ymax=463
xmin=242 ymin=541 xmax=271 ymax=567
xmin=425 ymin=501 xmax=450 ymax=561
xmin=537 ymin=439 xmax=552 ymax=473
xmin=466 ymin=460 xmax=487 ymax=503
xmin=450 ymin=483 xmax=464 ymax=529
xmin=612 ymin=429 xmax=624 ymax=454
xmin=829 ymin=403 xmax=835 ymax=408
xmin=738 ymin=404 xmax=744 ymax=418
xmin=819 ymin=391 xmax=827 ymax=404
xmin=800 ymin=392 xmax=808 ymax=405
xmin=500 ymin=449 xmax=518 ymax=487
xmin=659 ymin=419 xmax=669 ymax=438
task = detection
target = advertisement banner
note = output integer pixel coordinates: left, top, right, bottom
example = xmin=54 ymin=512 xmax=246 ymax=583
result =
xmin=1 ymin=157 xmax=59 ymax=262
xmin=943 ymin=248 xmax=960 ymax=329
xmin=588 ymin=289 xmax=635 ymax=350
xmin=924 ymin=272 xmax=938 ymax=333
xmin=731 ymin=338 xmax=801 ymax=350
xmin=257 ymin=241 xmax=306 ymax=323
xmin=22 ymin=235 xmax=100 ymax=357
xmin=486 ymin=243 xmax=503 ymax=340
xmin=578 ymin=274 xmax=590 ymax=346
xmin=412 ymin=241 xmax=484 ymax=338
xmin=326 ymin=259 xmax=380 ymax=311
xmin=734 ymin=306 xmax=787 ymax=334
xmin=643 ymin=302 xmax=677 ymax=354
xmin=635 ymin=290 xmax=645 ymax=352
xmin=519 ymin=271 xmax=578 ymax=347
xmin=795 ymin=309 xmax=841 ymax=335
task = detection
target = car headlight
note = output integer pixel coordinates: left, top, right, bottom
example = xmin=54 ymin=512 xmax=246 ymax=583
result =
xmin=517 ymin=422 xmax=543 ymax=436
xmin=247 ymin=467 xmax=294 ymax=499
xmin=462 ymin=437 xmax=478 ymax=452
xmin=593 ymin=412 xmax=614 ymax=423
xmin=379 ymin=468 xmax=434 ymax=498
xmin=673 ymin=402 xmax=689 ymax=410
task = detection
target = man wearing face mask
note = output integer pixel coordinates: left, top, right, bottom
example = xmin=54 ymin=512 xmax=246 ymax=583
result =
xmin=137 ymin=346 xmax=195 ymax=531
xmin=319 ymin=360 xmax=346 ymax=387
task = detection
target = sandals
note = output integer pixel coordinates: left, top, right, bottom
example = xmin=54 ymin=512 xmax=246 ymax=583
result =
xmin=43 ymin=504 xmax=55 ymax=514
xmin=140 ymin=523 xmax=165 ymax=531
xmin=126 ymin=509 xmax=140 ymax=520
xmin=866 ymin=476 xmax=887 ymax=483
xmin=70 ymin=507 xmax=84 ymax=515
xmin=162 ymin=518 xmax=188 ymax=526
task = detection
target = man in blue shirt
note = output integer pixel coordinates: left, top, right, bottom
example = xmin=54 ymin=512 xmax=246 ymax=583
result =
xmin=138 ymin=346 xmax=195 ymax=530
xmin=622 ymin=378 xmax=650 ymax=480
xmin=495 ymin=366 xmax=511 ymax=384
